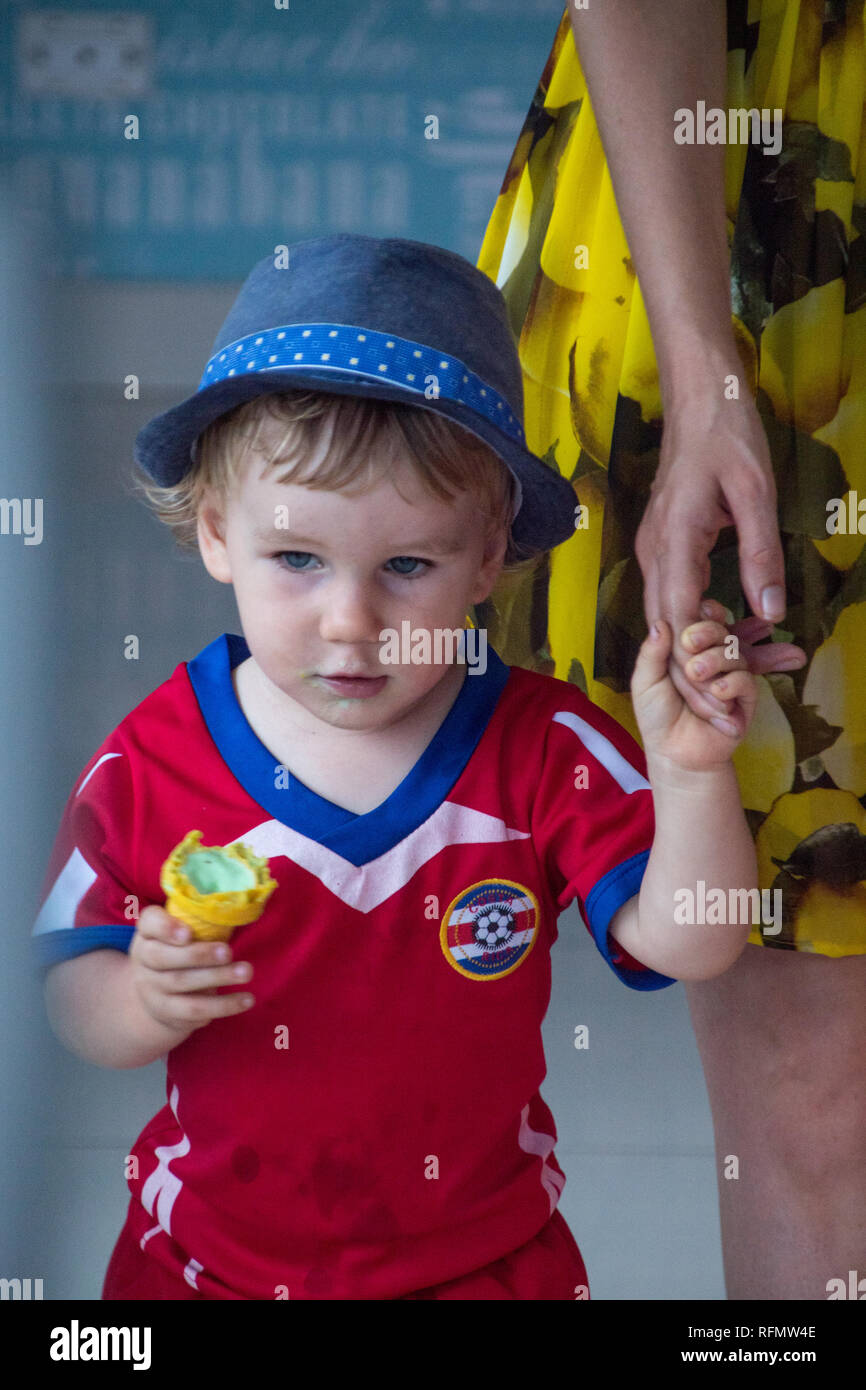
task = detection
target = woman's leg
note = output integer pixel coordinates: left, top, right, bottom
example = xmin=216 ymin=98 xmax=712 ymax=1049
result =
xmin=684 ymin=943 xmax=866 ymax=1300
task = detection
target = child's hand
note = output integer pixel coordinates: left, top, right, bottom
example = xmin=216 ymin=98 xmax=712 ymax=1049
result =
xmin=631 ymin=614 xmax=758 ymax=773
xmin=129 ymin=905 xmax=255 ymax=1037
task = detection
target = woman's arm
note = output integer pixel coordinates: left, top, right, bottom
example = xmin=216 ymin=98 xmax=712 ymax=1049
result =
xmin=568 ymin=1 xmax=806 ymax=710
xmin=568 ymin=0 xmax=733 ymax=403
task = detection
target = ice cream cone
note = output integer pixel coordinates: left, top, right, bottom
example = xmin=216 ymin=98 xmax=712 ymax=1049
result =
xmin=160 ymin=830 xmax=278 ymax=941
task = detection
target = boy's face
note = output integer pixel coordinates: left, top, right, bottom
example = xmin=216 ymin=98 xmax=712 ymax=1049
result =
xmin=197 ymin=416 xmax=507 ymax=735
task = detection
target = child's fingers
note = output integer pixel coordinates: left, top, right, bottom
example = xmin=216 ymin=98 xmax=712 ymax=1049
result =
xmin=685 ymin=644 xmax=748 ymax=685
xmin=680 ymin=618 xmax=730 ymax=655
xmin=701 ymin=595 xmax=777 ymax=645
xmin=709 ymin=672 xmax=759 ymax=739
xmin=702 ymin=669 xmax=754 ymax=704
xmin=132 ymin=905 xmax=253 ymax=993
xmin=691 ymin=609 xmax=778 ymax=654
xmin=681 ymin=620 xmax=751 ymax=684
xmin=135 ymin=904 xmax=191 ymax=944
xmin=145 ymin=984 xmax=255 ymax=1030
xmin=136 ymin=929 xmax=235 ymax=972
xmin=631 ymin=617 xmax=674 ymax=701
xmin=134 ymin=906 xmax=230 ymax=965
xmin=131 ymin=908 xmax=256 ymax=1030
xmin=707 ymin=669 xmax=752 ymax=698
xmin=154 ymin=959 xmax=253 ymax=996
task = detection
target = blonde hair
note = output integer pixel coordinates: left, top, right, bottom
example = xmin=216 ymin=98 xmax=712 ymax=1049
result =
xmin=130 ymin=390 xmax=542 ymax=575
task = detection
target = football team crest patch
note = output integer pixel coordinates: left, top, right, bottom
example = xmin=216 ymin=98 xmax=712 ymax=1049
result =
xmin=440 ymin=878 xmax=541 ymax=980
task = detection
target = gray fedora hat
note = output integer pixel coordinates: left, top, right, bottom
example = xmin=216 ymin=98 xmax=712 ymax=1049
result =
xmin=134 ymin=233 xmax=577 ymax=551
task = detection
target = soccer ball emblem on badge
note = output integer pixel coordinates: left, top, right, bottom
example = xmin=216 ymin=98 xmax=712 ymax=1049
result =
xmin=440 ymin=878 xmax=541 ymax=980
xmin=474 ymin=902 xmax=515 ymax=948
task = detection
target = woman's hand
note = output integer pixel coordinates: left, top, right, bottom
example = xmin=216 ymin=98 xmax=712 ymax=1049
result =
xmin=634 ymin=385 xmax=807 ymax=721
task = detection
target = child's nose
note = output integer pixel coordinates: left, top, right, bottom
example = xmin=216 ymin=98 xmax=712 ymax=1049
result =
xmin=317 ymin=580 xmax=382 ymax=645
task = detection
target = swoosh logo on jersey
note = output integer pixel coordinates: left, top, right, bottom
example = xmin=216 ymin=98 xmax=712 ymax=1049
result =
xmin=552 ymin=710 xmax=650 ymax=792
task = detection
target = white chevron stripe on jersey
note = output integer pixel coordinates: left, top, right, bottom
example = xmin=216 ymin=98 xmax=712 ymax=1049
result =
xmin=552 ymin=710 xmax=651 ymax=793
xmin=231 ymin=801 xmax=532 ymax=914
xmin=32 ymin=846 xmax=97 ymax=936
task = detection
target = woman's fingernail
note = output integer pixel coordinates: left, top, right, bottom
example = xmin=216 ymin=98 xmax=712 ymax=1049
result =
xmin=761 ymin=586 xmax=785 ymax=620
xmin=700 ymin=601 xmax=714 ymax=617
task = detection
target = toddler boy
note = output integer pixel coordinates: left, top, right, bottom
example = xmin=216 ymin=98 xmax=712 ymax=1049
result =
xmin=35 ymin=235 xmax=760 ymax=1300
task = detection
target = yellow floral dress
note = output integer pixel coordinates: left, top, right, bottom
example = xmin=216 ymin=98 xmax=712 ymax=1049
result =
xmin=476 ymin=0 xmax=866 ymax=955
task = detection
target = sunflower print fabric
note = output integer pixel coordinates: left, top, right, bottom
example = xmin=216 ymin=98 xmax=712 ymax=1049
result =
xmin=476 ymin=0 xmax=866 ymax=954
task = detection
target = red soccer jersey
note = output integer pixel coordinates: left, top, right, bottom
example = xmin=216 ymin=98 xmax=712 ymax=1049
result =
xmin=33 ymin=632 xmax=673 ymax=1299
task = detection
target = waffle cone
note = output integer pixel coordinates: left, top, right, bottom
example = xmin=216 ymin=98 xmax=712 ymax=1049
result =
xmin=159 ymin=830 xmax=278 ymax=940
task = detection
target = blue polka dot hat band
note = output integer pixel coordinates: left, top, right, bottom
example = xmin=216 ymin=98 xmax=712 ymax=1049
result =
xmin=134 ymin=234 xmax=577 ymax=552
xmin=199 ymin=324 xmax=526 ymax=446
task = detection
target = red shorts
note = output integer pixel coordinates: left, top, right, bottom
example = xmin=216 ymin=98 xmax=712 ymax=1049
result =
xmin=102 ymin=1200 xmax=589 ymax=1301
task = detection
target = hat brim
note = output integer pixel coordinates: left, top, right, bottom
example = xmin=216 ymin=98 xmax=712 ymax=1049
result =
xmin=134 ymin=371 xmax=577 ymax=552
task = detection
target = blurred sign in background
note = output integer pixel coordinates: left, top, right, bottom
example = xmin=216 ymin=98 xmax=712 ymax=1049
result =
xmin=2 ymin=0 xmax=560 ymax=278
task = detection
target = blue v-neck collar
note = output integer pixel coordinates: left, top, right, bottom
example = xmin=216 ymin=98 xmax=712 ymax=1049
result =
xmin=187 ymin=632 xmax=511 ymax=866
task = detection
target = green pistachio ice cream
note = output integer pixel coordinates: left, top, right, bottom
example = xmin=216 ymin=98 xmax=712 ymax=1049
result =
xmin=182 ymin=849 xmax=258 ymax=894
xmin=160 ymin=829 xmax=279 ymax=941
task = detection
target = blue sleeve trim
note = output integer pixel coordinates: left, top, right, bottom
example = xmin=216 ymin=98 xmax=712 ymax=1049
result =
xmin=584 ymin=850 xmax=676 ymax=992
xmin=33 ymin=924 xmax=135 ymax=977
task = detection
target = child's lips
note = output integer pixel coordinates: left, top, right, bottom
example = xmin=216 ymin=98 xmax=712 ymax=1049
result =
xmin=318 ymin=670 xmax=379 ymax=679
xmin=315 ymin=672 xmax=387 ymax=698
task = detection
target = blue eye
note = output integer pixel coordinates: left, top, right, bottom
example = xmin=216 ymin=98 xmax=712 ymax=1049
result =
xmin=273 ymin=552 xmax=430 ymax=577
xmin=275 ymin=551 xmax=317 ymax=571
xmin=388 ymin=556 xmax=430 ymax=577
